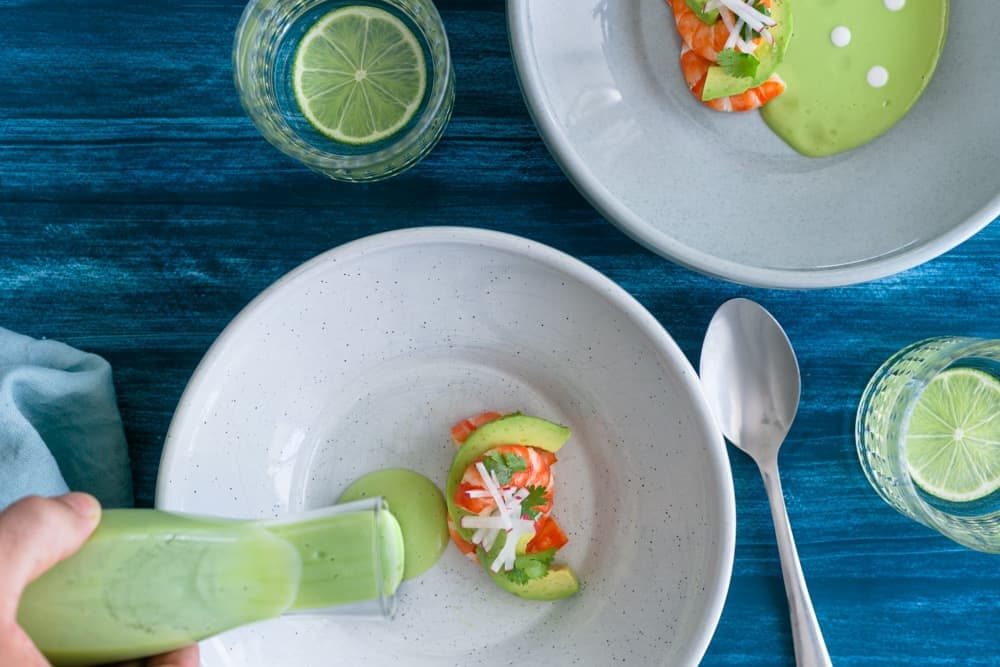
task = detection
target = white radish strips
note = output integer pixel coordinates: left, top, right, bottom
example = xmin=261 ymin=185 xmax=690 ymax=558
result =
xmin=476 ymin=461 xmax=511 ymax=529
xmin=719 ymin=6 xmax=736 ymax=32
xmin=717 ymin=0 xmax=775 ymax=31
xmin=724 ymin=17 xmax=745 ymax=49
xmin=461 ymin=515 xmax=511 ymax=529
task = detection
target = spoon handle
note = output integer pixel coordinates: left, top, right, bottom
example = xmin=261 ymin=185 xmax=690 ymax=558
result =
xmin=759 ymin=460 xmax=832 ymax=667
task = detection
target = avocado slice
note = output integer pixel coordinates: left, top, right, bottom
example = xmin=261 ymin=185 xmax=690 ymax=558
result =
xmin=488 ymin=563 xmax=580 ymax=601
xmin=476 ymin=536 xmax=579 ymax=601
xmin=445 ymin=414 xmax=570 ymax=542
xmin=685 ymin=0 xmax=719 ymax=25
xmin=702 ymin=0 xmax=792 ymax=101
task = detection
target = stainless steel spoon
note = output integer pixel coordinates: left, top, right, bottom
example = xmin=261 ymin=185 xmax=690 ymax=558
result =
xmin=699 ymin=298 xmax=831 ymax=667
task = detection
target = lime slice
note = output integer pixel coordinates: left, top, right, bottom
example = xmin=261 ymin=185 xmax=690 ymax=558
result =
xmin=293 ymin=6 xmax=426 ymax=145
xmin=905 ymin=367 xmax=1000 ymax=502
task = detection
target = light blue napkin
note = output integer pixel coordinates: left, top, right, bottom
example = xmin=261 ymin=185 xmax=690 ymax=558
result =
xmin=0 ymin=327 xmax=133 ymax=510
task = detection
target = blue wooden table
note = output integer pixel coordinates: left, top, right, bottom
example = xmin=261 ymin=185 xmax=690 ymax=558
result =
xmin=1 ymin=1 xmax=997 ymax=664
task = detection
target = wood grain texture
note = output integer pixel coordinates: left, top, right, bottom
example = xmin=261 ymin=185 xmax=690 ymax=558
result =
xmin=0 ymin=1 xmax=997 ymax=664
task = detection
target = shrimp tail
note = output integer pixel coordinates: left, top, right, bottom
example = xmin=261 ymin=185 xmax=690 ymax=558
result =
xmin=679 ymin=45 xmax=785 ymax=112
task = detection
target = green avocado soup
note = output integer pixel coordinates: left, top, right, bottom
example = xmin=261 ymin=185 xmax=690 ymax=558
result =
xmin=762 ymin=0 xmax=948 ymax=157
xmin=339 ymin=468 xmax=449 ymax=580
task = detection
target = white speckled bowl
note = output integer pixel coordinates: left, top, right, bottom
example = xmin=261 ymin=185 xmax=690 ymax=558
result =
xmin=156 ymin=227 xmax=735 ymax=666
xmin=508 ymin=1 xmax=1000 ymax=288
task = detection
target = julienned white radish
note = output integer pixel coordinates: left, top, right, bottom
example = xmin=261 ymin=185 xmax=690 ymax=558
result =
xmin=462 ymin=515 xmax=512 ymax=530
xmin=489 ymin=518 xmax=536 ymax=573
xmin=476 ymin=462 xmax=511 ymax=529
xmin=716 ymin=0 xmax=775 ymax=30
xmin=724 ymin=17 xmax=744 ymax=50
xmin=710 ymin=0 xmax=775 ymax=53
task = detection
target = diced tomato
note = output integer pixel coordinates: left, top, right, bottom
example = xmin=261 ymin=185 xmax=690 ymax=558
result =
xmin=526 ymin=515 xmax=569 ymax=553
xmin=450 ymin=411 xmax=505 ymax=446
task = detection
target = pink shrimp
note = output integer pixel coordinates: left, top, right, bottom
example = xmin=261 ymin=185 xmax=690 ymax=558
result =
xmin=679 ymin=44 xmax=785 ymax=112
xmin=667 ymin=0 xmax=774 ymax=63
xmin=450 ymin=411 xmax=504 ymax=445
xmin=455 ymin=445 xmax=555 ymax=516
xmin=667 ymin=0 xmax=730 ymax=61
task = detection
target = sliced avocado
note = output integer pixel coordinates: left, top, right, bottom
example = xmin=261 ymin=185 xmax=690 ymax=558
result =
xmin=476 ymin=537 xmax=579 ymax=601
xmin=488 ymin=563 xmax=580 ymax=601
xmin=515 ymin=532 xmax=534 ymax=555
xmin=685 ymin=0 xmax=719 ymax=25
xmin=445 ymin=414 xmax=570 ymax=542
xmin=702 ymin=0 xmax=792 ymax=101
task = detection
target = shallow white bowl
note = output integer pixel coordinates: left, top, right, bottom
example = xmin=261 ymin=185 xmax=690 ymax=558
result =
xmin=508 ymin=1 xmax=1000 ymax=288
xmin=156 ymin=227 xmax=735 ymax=666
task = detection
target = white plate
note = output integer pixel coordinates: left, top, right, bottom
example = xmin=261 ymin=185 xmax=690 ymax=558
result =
xmin=508 ymin=1 xmax=1000 ymax=288
xmin=156 ymin=227 xmax=735 ymax=666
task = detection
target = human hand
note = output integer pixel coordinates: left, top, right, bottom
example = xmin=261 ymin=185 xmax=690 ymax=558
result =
xmin=0 ymin=494 xmax=199 ymax=667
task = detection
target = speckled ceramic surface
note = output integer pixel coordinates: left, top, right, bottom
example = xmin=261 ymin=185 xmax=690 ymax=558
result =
xmin=156 ymin=227 xmax=735 ymax=666
xmin=508 ymin=1 xmax=1000 ymax=288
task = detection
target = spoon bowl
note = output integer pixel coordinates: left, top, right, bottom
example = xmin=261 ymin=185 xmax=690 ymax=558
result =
xmin=700 ymin=298 xmax=801 ymax=459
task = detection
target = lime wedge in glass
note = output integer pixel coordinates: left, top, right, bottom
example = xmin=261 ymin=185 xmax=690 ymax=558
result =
xmin=293 ymin=6 xmax=427 ymax=145
xmin=905 ymin=367 xmax=1000 ymax=502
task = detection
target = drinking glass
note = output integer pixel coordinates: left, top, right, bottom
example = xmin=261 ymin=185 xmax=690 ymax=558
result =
xmin=856 ymin=337 xmax=1000 ymax=553
xmin=233 ymin=0 xmax=454 ymax=181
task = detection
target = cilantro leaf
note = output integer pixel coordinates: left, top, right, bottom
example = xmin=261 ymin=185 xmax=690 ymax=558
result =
xmin=684 ymin=0 xmax=719 ymax=25
xmin=504 ymin=549 xmax=556 ymax=585
xmin=520 ymin=485 xmax=548 ymax=520
xmin=717 ymin=49 xmax=760 ymax=79
xmin=505 ymin=567 xmax=531 ymax=585
xmin=481 ymin=450 xmax=527 ymax=485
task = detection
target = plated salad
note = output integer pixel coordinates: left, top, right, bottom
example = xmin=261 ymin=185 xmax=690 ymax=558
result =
xmin=445 ymin=412 xmax=579 ymax=601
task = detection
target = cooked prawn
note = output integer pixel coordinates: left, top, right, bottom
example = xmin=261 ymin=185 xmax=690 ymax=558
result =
xmin=668 ymin=0 xmax=774 ymax=62
xmin=667 ymin=0 xmax=729 ymax=61
xmin=679 ymin=44 xmax=785 ymax=112
xmin=455 ymin=445 xmax=555 ymax=515
xmin=450 ymin=411 xmax=504 ymax=446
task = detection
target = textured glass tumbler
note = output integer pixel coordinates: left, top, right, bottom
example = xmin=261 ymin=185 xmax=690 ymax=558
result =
xmin=856 ymin=337 xmax=1000 ymax=553
xmin=233 ymin=0 xmax=454 ymax=182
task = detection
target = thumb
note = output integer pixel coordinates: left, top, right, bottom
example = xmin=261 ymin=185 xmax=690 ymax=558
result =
xmin=146 ymin=644 xmax=201 ymax=667
xmin=0 ymin=493 xmax=101 ymax=618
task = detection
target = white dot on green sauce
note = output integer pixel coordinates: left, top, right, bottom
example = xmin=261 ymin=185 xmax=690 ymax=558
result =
xmin=867 ymin=66 xmax=889 ymax=88
xmin=830 ymin=26 xmax=852 ymax=47
xmin=884 ymin=0 xmax=905 ymax=11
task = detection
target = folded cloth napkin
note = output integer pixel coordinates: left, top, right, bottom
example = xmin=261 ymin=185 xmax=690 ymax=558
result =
xmin=0 ymin=327 xmax=133 ymax=510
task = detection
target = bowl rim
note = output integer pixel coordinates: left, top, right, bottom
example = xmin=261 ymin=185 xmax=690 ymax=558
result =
xmin=506 ymin=0 xmax=1000 ymax=289
xmin=155 ymin=226 xmax=736 ymax=665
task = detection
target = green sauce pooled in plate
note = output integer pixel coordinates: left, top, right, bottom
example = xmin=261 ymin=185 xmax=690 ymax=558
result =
xmin=762 ymin=0 xmax=948 ymax=156
xmin=339 ymin=468 xmax=449 ymax=580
